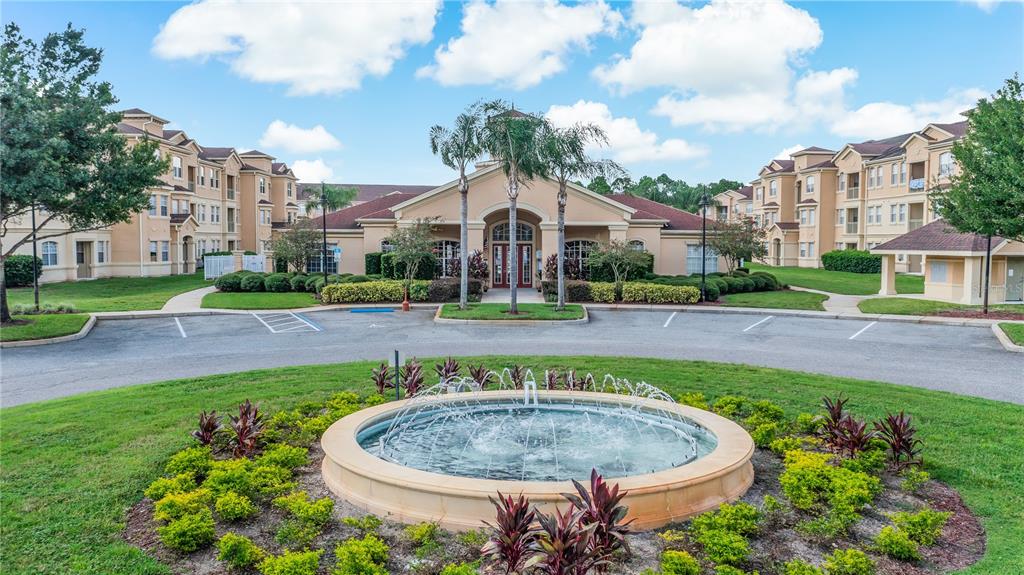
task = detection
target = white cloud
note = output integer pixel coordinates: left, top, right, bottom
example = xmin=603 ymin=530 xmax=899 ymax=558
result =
xmin=545 ymin=100 xmax=708 ymax=163
xmin=774 ymin=144 xmax=805 ymax=160
xmin=418 ymin=0 xmax=622 ymax=89
xmin=967 ymin=0 xmax=1004 ymax=12
xmin=291 ymin=159 xmax=335 ymax=183
xmin=829 ymin=89 xmax=985 ymax=139
xmin=259 ymin=120 xmax=341 ymax=154
xmin=153 ymin=1 xmax=439 ymax=95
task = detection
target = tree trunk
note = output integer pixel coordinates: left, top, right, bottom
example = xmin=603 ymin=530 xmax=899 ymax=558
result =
xmin=0 ymin=252 xmax=10 ymax=324
xmin=459 ymin=175 xmax=469 ymax=311
xmin=557 ymin=184 xmax=567 ymax=311
xmin=508 ymin=182 xmax=519 ymax=315
xmin=983 ymin=234 xmax=992 ymax=314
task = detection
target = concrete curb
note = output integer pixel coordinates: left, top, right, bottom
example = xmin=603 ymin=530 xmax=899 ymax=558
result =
xmin=992 ymin=323 xmax=1024 ymax=353
xmin=432 ymin=305 xmax=589 ymax=325
xmin=0 ymin=314 xmax=96 ymax=348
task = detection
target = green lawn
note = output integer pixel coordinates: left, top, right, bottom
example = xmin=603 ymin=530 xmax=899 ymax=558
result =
xmin=748 ymin=262 xmax=923 ymax=295
xmin=998 ymin=323 xmax=1024 ymax=345
xmin=6 ymin=272 xmax=210 ymax=312
xmin=720 ymin=290 xmax=828 ymax=311
xmin=0 ymin=313 xmax=90 ymax=342
xmin=1 ymin=357 xmax=1021 ymax=575
xmin=439 ymin=302 xmax=585 ymax=320
xmin=201 ymin=291 xmax=317 ymax=310
xmin=858 ymin=297 xmax=1024 ymax=316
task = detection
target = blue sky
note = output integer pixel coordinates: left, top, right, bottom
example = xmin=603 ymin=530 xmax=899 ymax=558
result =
xmin=5 ymin=1 xmax=1022 ymax=187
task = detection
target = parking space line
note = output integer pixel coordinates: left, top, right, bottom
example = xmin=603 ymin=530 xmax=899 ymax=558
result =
xmin=848 ymin=321 xmax=877 ymax=340
xmin=174 ymin=317 xmax=187 ymax=338
xmin=742 ymin=316 xmax=774 ymax=332
xmin=663 ymin=312 xmax=677 ymax=328
xmin=251 ymin=311 xmax=320 ymax=334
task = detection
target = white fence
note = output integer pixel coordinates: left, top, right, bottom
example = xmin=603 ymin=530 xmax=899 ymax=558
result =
xmin=243 ymin=254 xmax=266 ymax=273
xmin=203 ymin=255 xmax=235 ymax=280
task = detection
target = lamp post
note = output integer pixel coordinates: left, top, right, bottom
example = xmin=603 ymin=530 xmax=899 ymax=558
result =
xmin=30 ymin=203 xmax=39 ymax=311
xmin=320 ymin=182 xmax=328 ymax=284
xmin=700 ymin=189 xmax=709 ymax=302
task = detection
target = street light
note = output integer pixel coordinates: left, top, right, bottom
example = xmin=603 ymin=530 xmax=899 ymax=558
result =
xmin=700 ymin=188 xmax=709 ymax=302
xmin=320 ymin=182 xmax=328 ymax=284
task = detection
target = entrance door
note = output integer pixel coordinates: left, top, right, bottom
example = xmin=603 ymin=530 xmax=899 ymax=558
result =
xmin=772 ymin=239 xmax=781 ymax=266
xmin=491 ymin=244 xmax=533 ymax=288
xmin=75 ymin=242 xmax=92 ymax=279
xmin=1007 ymin=258 xmax=1024 ymax=302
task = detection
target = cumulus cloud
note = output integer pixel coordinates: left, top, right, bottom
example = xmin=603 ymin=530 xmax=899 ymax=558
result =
xmin=546 ymin=100 xmax=708 ymax=163
xmin=153 ymin=1 xmax=439 ymax=95
xmin=774 ymin=144 xmax=806 ymax=160
xmin=829 ymin=89 xmax=985 ymax=140
xmin=418 ymin=0 xmax=622 ymax=89
xmin=259 ymin=120 xmax=341 ymax=154
xmin=967 ymin=0 xmax=1005 ymax=12
xmin=291 ymin=159 xmax=335 ymax=183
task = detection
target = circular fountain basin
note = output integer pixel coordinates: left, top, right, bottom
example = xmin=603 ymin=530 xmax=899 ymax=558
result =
xmin=321 ymin=390 xmax=754 ymax=531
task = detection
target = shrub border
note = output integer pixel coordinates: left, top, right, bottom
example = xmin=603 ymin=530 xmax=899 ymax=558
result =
xmin=432 ymin=305 xmax=589 ymax=325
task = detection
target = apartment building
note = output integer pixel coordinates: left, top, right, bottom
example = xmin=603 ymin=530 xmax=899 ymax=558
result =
xmin=5 ymin=108 xmax=297 ymax=283
xmin=712 ymin=185 xmax=753 ymax=223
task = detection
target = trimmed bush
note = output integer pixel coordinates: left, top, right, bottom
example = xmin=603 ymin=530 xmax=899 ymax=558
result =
xmin=380 ymin=253 xmax=395 ymax=280
xmin=333 ymin=534 xmax=389 ymax=575
xmin=339 ymin=274 xmax=370 ymax=283
xmin=590 ymin=282 xmax=616 ymax=303
xmin=751 ymin=271 xmax=780 ymax=290
xmin=264 ymin=273 xmax=292 ymax=292
xmin=259 ymin=549 xmax=322 ymax=575
xmin=821 ymin=250 xmax=882 ymax=274
xmin=380 ymin=252 xmax=436 ymax=280
xmin=621 ymin=283 xmax=700 ymax=304
xmin=439 ymin=564 xmax=477 ymax=575
xmin=157 ymin=508 xmax=216 ymax=553
xmin=321 ymin=280 xmax=426 ymax=304
xmin=165 ymin=446 xmax=213 ymax=479
xmin=215 ymin=491 xmax=258 ymax=522
xmin=303 ymin=275 xmax=321 ymax=293
xmin=218 ymin=532 xmax=266 ymax=570
xmin=258 ymin=444 xmax=308 ymax=470
xmin=660 ymin=550 xmax=700 ymax=575
xmin=215 ymin=272 xmax=244 ymax=292
xmin=364 ymin=252 xmax=383 ymax=276
xmin=240 ymin=274 xmax=266 ymax=292
xmin=145 ymin=473 xmax=197 ymax=501
xmin=823 ymin=549 xmax=875 ymax=575
xmin=4 ymin=254 xmax=42 ymax=287
xmin=289 ymin=275 xmax=309 ymax=291
xmin=875 ymin=526 xmax=920 ymax=561
xmin=154 ymin=488 xmax=212 ymax=522
xmin=891 ymin=508 xmax=951 ymax=546
xmin=781 ymin=450 xmax=881 ymax=536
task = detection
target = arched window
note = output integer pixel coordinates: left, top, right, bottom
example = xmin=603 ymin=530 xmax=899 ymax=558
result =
xmin=628 ymin=240 xmax=646 ymax=252
xmin=434 ymin=240 xmax=461 ymax=277
xmin=41 ymin=241 xmax=58 ymax=266
xmin=564 ymin=240 xmax=596 ymax=269
xmin=492 ymin=222 xmax=533 ymax=242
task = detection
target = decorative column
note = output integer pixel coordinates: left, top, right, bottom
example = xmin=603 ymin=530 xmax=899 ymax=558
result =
xmin=878 ymin=254 xmax=897 ymax=295
xmin=539 ymin=223 xmax=558 ymax=280
xmin=608 ymin=224 xmax=628 ymax=242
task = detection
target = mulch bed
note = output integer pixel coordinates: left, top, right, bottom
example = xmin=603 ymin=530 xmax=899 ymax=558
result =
xmin=933 ymin=310 xmax=1024 ymax=320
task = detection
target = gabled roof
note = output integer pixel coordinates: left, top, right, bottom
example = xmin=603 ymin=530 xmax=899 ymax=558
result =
xmin=271 ymin=162 xmax=293 ymax=176
xmin=761 ymin=201 xmax=780 ymax=208
xmin=791 ymin=146 xmax=835 ymax=156
xmin=241 ymin=163 xmax=265 ymax=172
xmin=770 ymin=159 xmax=795 ymax=173
xmin=930 ymin=121 xmax=968 ymax=139
xmin=802 ymin=159 xmax=837 ymax=171
xmin=308 ymin=192 xmax=422 ymax=230
xmin=258 ymin=199 xmax=274 ymax=205
xmin=163 ymin=129 xmax=183 ymax=140
xmin=872 ymin=219 xmax=1003 ymax=254
xmin=735 ymin=185 xmax=753 ymax=200
xmin=610 ymin=194 xmax=711 ymax=231
xmin=797 ymin=198 xmax=818 ymax=205
xmin=116 ymin=122 xmax=148 ymax=136
xmin=199 ymin=147 xmax=236 ymax=161
xmin=240 ymin=150 xmax=274 ymax=158
xmin=120 ymin=108 xmax=169 ymax=124
xmin=772 ymin=221 xmax=799 ymax=231
xmin=296 ymin=183 xmax=436 ymax=203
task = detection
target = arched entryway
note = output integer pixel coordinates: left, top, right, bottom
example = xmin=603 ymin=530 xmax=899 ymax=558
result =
xmin=773 ymin=239 xmax=782 ymax=266
xmin=180 ymin=236 xmax=195 ymax=275
xmin=489 ymin=221 xmax=535 ymax=288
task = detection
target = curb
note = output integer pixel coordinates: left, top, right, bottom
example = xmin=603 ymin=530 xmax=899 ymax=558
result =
xmin=0 ymin=314 xmax=96 ymax=348
xmin=432 ymin=305 xmax=589 ymax=326
xmin=991 ymin=323 xmax=1024 ymax=353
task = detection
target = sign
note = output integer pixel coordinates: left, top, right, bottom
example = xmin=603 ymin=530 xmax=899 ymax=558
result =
xmin=332 ymin=246 xmax=343 ymax=260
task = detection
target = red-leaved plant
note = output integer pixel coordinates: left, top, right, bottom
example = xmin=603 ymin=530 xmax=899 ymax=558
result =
xmin=534 ymin=505 xmax=605 ymax=575
xmin=469 ymin=364 xmax=494 ymax=389
xmin=818 ymin=395 xmax=849 ymax=452
xmin=835 ymin=415 xmax=876 ymax=458
xmin=563 ymin=469 xmax=632 ymax=565
xmin=192 ymin=410 xmax=223 ymax=446
xmin=545 ymin=370 xmax=560 ymax=391
xmin=874 ymin=411 xmax=922 ymax=470
xmin=508 ymin=365 xmax=527 ymax=390
xmin=402 ymin=359 xmax=425 ymax=396
xmin=563 ymin=369 xmax=581 ymax=391
xmin=435 ymin=356 xmax=461 ymax=382
xmin=371 ymin=362 xmax=393 ymax=395
xmin=483 ymin=492 xmax=539 ymax=575
xmin=228 ymin=400 xmax=264 ymax=458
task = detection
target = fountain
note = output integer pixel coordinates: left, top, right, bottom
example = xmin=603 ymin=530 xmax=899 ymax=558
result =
xmin=321 ymin=369 xmax=754 ymax=531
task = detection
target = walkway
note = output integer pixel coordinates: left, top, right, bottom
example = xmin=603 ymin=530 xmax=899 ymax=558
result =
xmin=789 ymin=286 xmax=869 ymax=315
xmin=161 ymin=286 xmax=217 ymax=312
xmin=480 ymin=288 xmax=545 ymax=304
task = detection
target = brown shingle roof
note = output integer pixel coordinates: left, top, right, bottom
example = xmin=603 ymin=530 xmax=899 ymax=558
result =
xmin=849 ymin=133 xmax=914 ymax=157
xmin=872 ymin=219 xmax=1001 ymax=253
xmin=761 ymin=201 xmax=780 ymax=207
xmin=792 ymin=146 xmax=835 ymax=155
xmin=609 ymin=194 xmax=711 ymax=231
xmin=297 ymin=183 xmax=436 ymax=203
xmin=309 ymin=192 xmax=422 ymax=229
xmin=804 ymin=159 xmax=837 ymax=170
xmin=116 ymin=122 xmax=147 ymax=136
xmin=258 ymin=199 xmax=273 ymax=205
xmin=775 ymin=221 xmax=799 ymax=230
xmin=770 ymin=159 xmax=795 ymax=173
xmin=162 ymin=129 xmax=183 ymax=139
xmin=797 ymin=198 xmax=818 ymax=205
xmin=736 ymin=185 xmax=753 ymax=200
xmin=933 ymin=121 xmax=968 ymax=138
xmin=240 ymin=150 xmax=273 ymax=157
xmin=271 ymin=162 xmax=292 ymax=175
xmin=170 ymin=214 xmax=190 ymax=224
xmin=199 ymin=147 xmax=235 ymax=161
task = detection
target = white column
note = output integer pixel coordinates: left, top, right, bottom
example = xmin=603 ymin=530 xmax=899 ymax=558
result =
xmin=879 ymin=254 xmax=897 ymax=296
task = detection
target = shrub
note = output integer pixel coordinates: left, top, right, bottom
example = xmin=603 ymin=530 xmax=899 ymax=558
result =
xmin=780 ymin=450 xmax=880 ymax=536
xmin=404 ymin=521 xmax=442 ymax=557
xmin=588 ymin=250 xmax=654 ymax=283
xmin=890 ymin=508 xmax=951 ymax=546
xmin=259 ymin=549 xmax=322 ymax=575
xmin=751 ymin=423 xmax=780 ymax=448
xmin=821 ymin=250 xmax=881 ymax=274
xmin=4 ymin=254 xmax=43 ymax=287
xmin=289 ymin=275 xmax=309 ymax=291
xmin=321 ymin=280 xmax=431 ymax=303
xmin=784 ymin=559 xmax=824 ymax=575
xmin=333 ymin=534 xmax=389 ymax=575
xmin=364 ymin=252 xmax=383 ymax=275
xmin=702 ymin=279 xmax=721 ymax=301
xmin=716 ymin=566 xmax=756 ymax=575
xmin=342 ymin=514 xmax=383 ymax=533
xmin=205 ymin=459 xmax=255 ymax=498
xmin=875 ymin=526 xmax=920 ymax=561
xmin=677 ymin=392 xmax=709 ymax=410
xmin=145 ymin=473 xmax=197 ymax=501
xmin=264 ymin=273 xmax=292 ymax=292
xmin=691 ymin=502 xmax=760 ymax=537
xmin=899 ymin=469 xmax=930 ymax=493
xmin=750 ymin=271 xmax=780 ymax=290
xmin=157 ymin=508 xmax=216 ymax=553
xmin=216 ymin=491 xmax=258 ymax=521
xmin=769 ymin=436 xmax=803 ymax=455
xmin=440 ymin=564 xmax=478 ymax=575
xmin=456 ymin=528 xmax=489 ymax=549
xmin=154 ymin=488 xmax=212 ymax=522
xmin=240 ymin=273 xmax=266 ymax=292
xmin=276 ymin=519 xmax=322 ymax=549
xmin=713 ymin=395 xmax=751 ymax=419
xmin=745 ymin=400 xmax=786 ymax=427
xmin=873 ymin=411 xmax=923 ymax=471
xmin=303 ymin=275 xmax=321 ymax=292
xmin=621 ymin=282 xmax=701 ymax=304
xmin=258 ymin=444 xmax=308 ymax=470
xmin=218 ymin=532 xmax=266 ymax=570
xmin=840 ymin=448 xmax=887 ymax=475
xmin=694 ymin=530 xmax=750 ymax=565
xmin=590 ymin=281 xmax=616 ymax=303
xmin=795 ymin=413 xmax=821 ymax=434
xmin=822 ymin=549 xmax=875 ymax=575
xmin=542 ymin=279 xmax=594 ymax=302
xmin=660 ymin=550 xmax=700 ymax=575
xmin=216 ymin=272 xmax=244 ymax=292
xmin=165 ymin=446 xmax=214 ymax=479
xmin=274 ymin=491 xmax=334 ymax=528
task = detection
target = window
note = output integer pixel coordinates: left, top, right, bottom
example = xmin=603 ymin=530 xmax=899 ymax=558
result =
xmin=211 ymin=169 xmax=219 ymax=189
xmin=899 ymin=203 xmax=906 ymax=223
xmin=800 ymin=242 xmax=807 ymax=258
xmin=628 ymin=240 xmax=645 ymax=252
xmin=900 ymin=161 xmax=907 ymax=184
xmin=930 ymin=260 xmax=948 ymax=283
xmin=287 ymin=211 xmax=294 ymax=224
xmin=213 ymin=206 xmax=220 ymax=223
xmin=199 ymin=168 xmax=205 ymax=186
xmin=808 ymin=208 xmax=815 ymax=225
xmin=806 ymin=176 xmax=815 ymax=194
xmin=800 ymin=209 xmax=807 ymax=225
xmin=836 ymin=209 xmax=845 ymax=225
xmin=808 ymin=242 xmax=815 ymax=258
xmin=259 ymin=177 xmax=266 ymax=194
xmin=939 ymin=152 xmax=954 ymax=176
xmin=148 ymin=195 xmax=157 ymax=216
xmin=564 ymin=240 xmax=595 ymax=270
xmin=260 ymin=209 xmax=271 ymax=225
xmin=41 ymin=241 xmax=58 ymax=266
xmin=890 ymin=205 xmax=897 ymax=224
xmin=492 ymin=222 xmax=533 ymax=242
xmin=96 ymin=241 xmax=107 ymax=263
xmin=835 ymin=242 xmax=843 ymax=250
xmin=307 ymin=243 xmax=338 ymax=274
xmin=838 ymin=173 xmax=846 ymax=191
xmin=769 ymin=180 xmax=777 ymax=196
xmin=160 ymin=195 xmax=168 ymax=217
xmin=755 ymin=187 xmax=763 ymax=200
xmin=287 ymin=182 xmax=293 ymax=197
xmin=149 ymin=241 xmax=158 ymax=262
xmin=160 ymin=241 xmax=169 ymax=262
xmin=686 ymin=244 xmax=718 ymax=275
xmin=172 ymin=156 xmax=182 ymax=179
xmin=434 ymin=240 xmax=461 ymax=277
xmin=890 ymin=164 xmax=897 ymax=186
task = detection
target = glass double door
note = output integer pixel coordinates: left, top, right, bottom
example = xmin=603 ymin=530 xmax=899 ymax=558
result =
xmin=492 ymin=243 xmax=532 ymax=288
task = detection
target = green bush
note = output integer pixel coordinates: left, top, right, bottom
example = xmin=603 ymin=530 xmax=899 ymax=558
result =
xmin=216 ymin=272 xmax=244 ymax=292
xmin=691 ymin=502 xmax=760 ymax=536
xmin=251 ymin=465 xmax=298 ymax=498
xmin=768 ymin=436 xmax=803 ymax=455
xmin=822 ymin=549 xmax=875 ymax=575
xmin=259 ymin=549 xmax=322 ymax=575
xmin=541 ymin=279 xmax=594 ymax=302
xmin=157 ymin=508 xmax=216 ymax=553
xmin=154 ymin=488 xmax=212 ymax=522
xmin=750 ymin=271 xmax=780 ymax=290
xmin=712 ymin=395 xmax=751 ymax=418
xmin=899 ymin=469 xmax=930 ymax=493
xmin=289 ymin=275 xmax=309 ymax=291
xmin=621 ymin=282 xmax=700 ymax=304
xmin=380 ymin=252 xmax=436 ymax=280
xmin=240 ymin=273 xmax=266 ymax=292
xmin=405 ymin=521 xmax=442 ymax=557
xmin=145 ymin=473 xmax=197 ymax=501
xmin=677 ymin=392 xmax=709 ymax=410
xmin=276 ymin=519 xmax=322 ymax=550
xmin=333 ymin=534 xmax=389 ymax=575
xmin=264 ymin=273 xmax=292 ymax=292
xmin=215 ymin=491 xmax=258 ymax=522
xmin=821 ymin=250 xmax=881 ymax=274
xmin=715 ymin=566 xmax=755 ymax=575
xmin=588 ymin=251 xmax=654 ymax=283
xmin=218 ymin=532 xmax=266 ymax=570
xmin=440 ymin=564 xmax=478 ymax=575
xmin=342 ymin=514 xmax=383 ymax=533
xmin=364 ymin=252 xmax=383 ymax=275
xmin=273 ymin=491 xmax=334 ymax=528
xmin=780 ymin=450 xmax=880 ymax=536
xmin=794 ymin=413 xmax=821 ymax=434
xmin=205 ymin=459 xmax=255 ymax=498
xmin=590 ymin=281 xmax=616 ymax=303
xmin=4 ymin=254 xmax=42 ymax=287
xmin=258 ymin=444 xmax=308 ymax=470
xmin=321 ymin=280 xmax=431 ymax=303
xmin=660 ymin=550 xmax=700 ymax=575
xmin=380 ymin=252 xmax=395 ymax=279
xmin=875 ymin=526 xmax=920 ymax=561
xmin=165 ymin=446 xmax=214 ymax=479
xmin=745 ymin=399 xmax=786 ymax=427
xmin=891 ymin=508 xmax=951 ymax=546
xmin=840 ymin=448 xmax=887 ymax=475
xmin=303 ymin=275 xmax=321 ymax=292
xmin=750 ymin=422 xmax=780 ymax=448
xmin=783 ymin=559 xmax=823 ymax=575
xmin=695 ymin=529 xmax=749 ymax=565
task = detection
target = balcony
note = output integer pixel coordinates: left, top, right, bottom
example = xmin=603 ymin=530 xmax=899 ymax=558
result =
xmin=908 ymin=219 xmax=923 ymax=231
xmin=188 ymin=182 xmax=195 ymax=193
xmin=846 ymin=186 xmax=859 ymax=200
xmin=226 ymin=188 xmax=236 ymax=200
xmin=909 ymin=178 xmax=925 ymax=190
xmin=227 ymin=222 xmax=236 ymax=233
xmin=845 ymin=222 xmax=859 ymax=234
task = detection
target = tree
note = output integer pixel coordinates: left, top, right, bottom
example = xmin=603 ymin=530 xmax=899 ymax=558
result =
xmin=933 ymin=75 xmax=1023 ymax=312
xmin=539 ymin=121 xmax=621 ymax=310
xmin=0 ymin=24 xmax=167 ymax=323
xmin=587 ymin=240 xmax=650 ymax=297
xmin=479 ymin=101 xmax=548 ymax=314
xmin=304 ymin=183 xmax=357 ymax=281
xmin=430 ymin=104 xmax=483 ymax=310
xmin=707 ymin=217 xmax=768 ymax=272
xmin=587 ymin=175 xmax=612 ymax=195
xmin=270 ymin=218 xmax=320 ymax=273
xmin=385 ymin=218 xmax=438 ymax=305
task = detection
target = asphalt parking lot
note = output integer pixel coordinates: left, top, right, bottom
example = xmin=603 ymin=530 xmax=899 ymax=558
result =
xmin=2 ymin=308 xmax=1021 ymax=407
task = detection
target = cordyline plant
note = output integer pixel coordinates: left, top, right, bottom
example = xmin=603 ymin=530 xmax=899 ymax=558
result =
xmin=817 ymin=395 xmax=849 ymax=452
xmin=563 ymin=369 xmax=580 ymax=391
xmin=435 ymin=356 xmax=461 ymax=383
xmin=191 ymin=411 xmax=223 ymax=446
xmin=468 ymin=364 xmax=494 ymax=388
xmin=229 ymin=400 xmax=264 ymax=458
xmin=534 ymin=505 xmax=606 ymax=575
xmin=563 ymin=470 xmax=633 ymax=565
xmin=402 ymin=359 xmax=425 ymax=396
xmin=371 ymin=362 xmax=393 ymax=395
xmin=835 ymin=416 xmax=876 ymax=458
xmin=545 ymin=370 xmax=560 ymax=391
xmin=508 ymin=365 xmax=527 ymax=390
xmin=483 ymin=492 xmax=539 ymax=575
xmin=874 ymin=411 xmax=923 ymax=470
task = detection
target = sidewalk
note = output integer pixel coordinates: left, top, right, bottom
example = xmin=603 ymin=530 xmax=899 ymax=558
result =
xmin=481 ymin=288 xmax=545 ymax=304
xmin=788 ymin=286 xmax=870 ymax=315
xmin=161 ymin=286 xmax=217 ymax=312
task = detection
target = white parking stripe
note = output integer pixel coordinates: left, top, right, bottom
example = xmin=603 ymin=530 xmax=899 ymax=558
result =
xmin=663 ymin=312 xmax=677 ymax=328
xmin=849 ymin=321 xmax=877 ymax=340
xmin=251 ymin=311 xmax=320 ymax=333
xmin=174 ymin=317 xmax=187 ymax=338
xmin=742 ymin=316 xmax=774 ymax=332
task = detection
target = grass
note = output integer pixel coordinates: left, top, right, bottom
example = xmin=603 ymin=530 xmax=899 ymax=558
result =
xmin=1 ymin=357 xmax=1021 ymax=575
xmin=439 ymin=302 xmax=585 ymax=320
xmin=201 ymin=291 xmax=317 ymax=310
xmin=6 ymin=272 xmax=210 ymax=312
xmin=748 ymin=262 xmax=924 ymax=295
xmin=0 ymin=313 xmax=90 ymax=342
xmin=858 ymin=297 xmax=1024 ymax=316
xmin=998 ymin=323 xmax=1024 ymax=345
xmin=720 ymin=290 xmax=828 ymax=311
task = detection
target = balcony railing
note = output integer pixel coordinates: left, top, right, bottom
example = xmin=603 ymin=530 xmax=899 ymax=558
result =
xmin=909 ymin=178 xmax=925 ymax=190
xmin=188 ymin=182 xmax=195 ymax=192
xmin=226 ymin=188 xmax=235 ymax=200
xmin=846 ymin=186 xmax=859 ymax=200
xmin=908 ymin=219 xmax=923 ymax=231
xmin=227 ymin=222 xmax=236 ymax=233
xmin=845 ymin=222 xmax=859 ymax=234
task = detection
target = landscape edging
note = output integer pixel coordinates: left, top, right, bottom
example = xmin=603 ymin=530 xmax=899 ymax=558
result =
xmin=432 ymin=305 xmax=589 ymax=325
xmin=991 ymin=323 xmax=1024 ymax=353
xmin=0 ymin=314 xmax=96 ymax=348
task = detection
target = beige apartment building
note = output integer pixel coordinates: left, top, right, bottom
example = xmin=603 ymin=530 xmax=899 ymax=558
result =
xmin=5 ymin=109 xmax=297 ymax=283
xmin=712 ymin=186 xmax=753 ymax=223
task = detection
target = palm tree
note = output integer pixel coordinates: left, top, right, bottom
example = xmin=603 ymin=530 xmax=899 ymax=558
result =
xmin=479 ymin=100 xmax=547 ymax=314
xmin=540 ymin=122 xmax=622 ymax=310
xmin=304 ymin=183 xmax=357 ymax=281
xmin=429 ymin=104 xmax=483 ymax=310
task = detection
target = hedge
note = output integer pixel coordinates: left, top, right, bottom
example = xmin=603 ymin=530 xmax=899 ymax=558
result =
xmin=289 ymin=275 xmax=309 ymax=291
xmin=239 ymin=274 xmax=265 ymax=292
xmin=264 ymin=273 xmax=291 ymax=292
xmin=587 ymin=252 xmax=654 ymax=283
xmin=540 ymin=280 xmax=615 ymax=303
xmin=321 ymin=280 xmax=430 ymax=304
xmin=379 ymin=252 xmax=437 ymax=281
xmin=821 ymin=249 xmax=881 ymax=274
xmin=4 ymin=254 xmax=43 ymax=287
xmin=621 ymin=283 xmax=701 ymax=304
xmin=364 ymin=252 xmax=383 ymax=276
